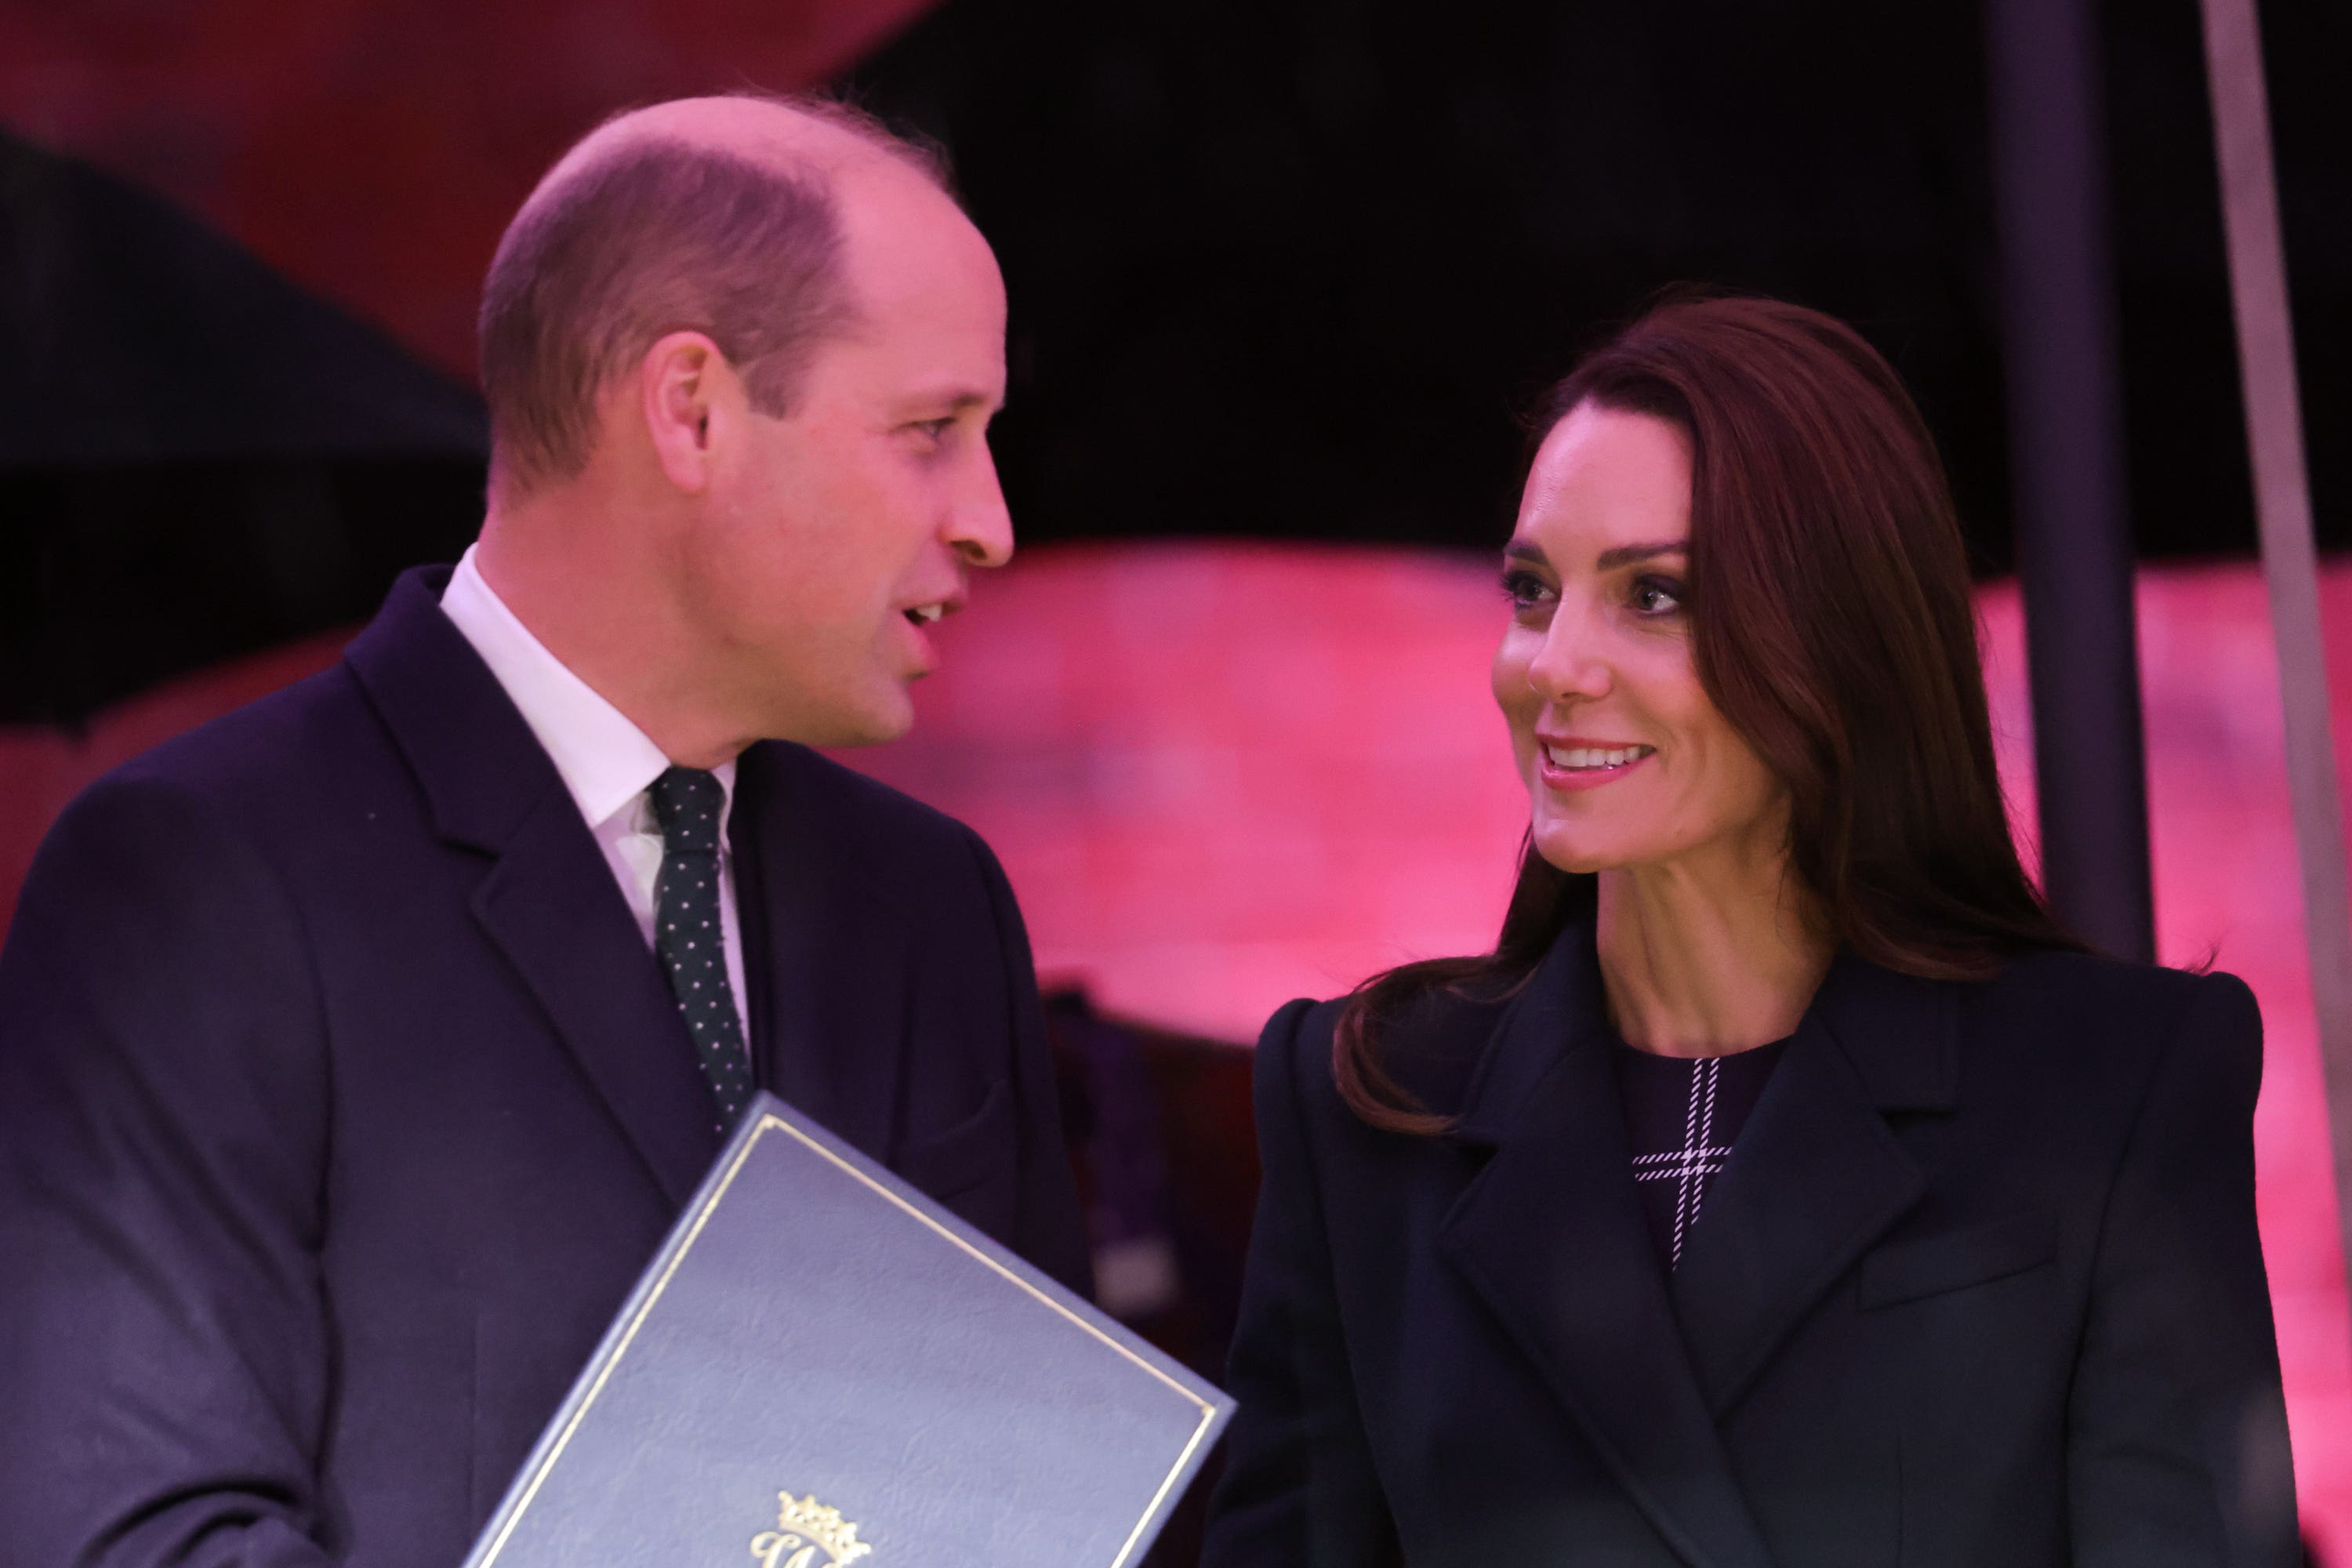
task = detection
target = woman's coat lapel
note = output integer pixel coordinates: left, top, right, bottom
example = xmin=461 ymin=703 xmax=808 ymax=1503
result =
xmin=1436 ymin=931 xmax=1773 ymax=1568
xmin=1432 ymin=927 xmax=1956 ymax=1568
xmin=1670 ymin=953 xmax=1958 ymax=1415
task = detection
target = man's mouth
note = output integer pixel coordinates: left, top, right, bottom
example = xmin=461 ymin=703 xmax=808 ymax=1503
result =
xmin=903 ymin=603 xmax=948 ymax=626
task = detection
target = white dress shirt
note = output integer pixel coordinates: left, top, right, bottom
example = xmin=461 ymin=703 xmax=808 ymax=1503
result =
xmin=439 ymin=546 xmax=751 ymax=1040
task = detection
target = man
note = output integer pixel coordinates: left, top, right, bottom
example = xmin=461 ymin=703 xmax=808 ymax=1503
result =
xmin=0 ymin=94 xmax=1089 ymax=1566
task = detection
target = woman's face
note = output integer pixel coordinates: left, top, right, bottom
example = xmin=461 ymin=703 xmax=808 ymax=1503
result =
xmin=1492 ymin=402 xmax=1788 ymax=877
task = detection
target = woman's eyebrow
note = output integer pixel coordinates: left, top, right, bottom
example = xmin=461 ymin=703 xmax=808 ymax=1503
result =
xmin=1502 ymin=539 xmax=1547 ymax=565
xmin=1594 ymin=539 xmax=1689 ymax=570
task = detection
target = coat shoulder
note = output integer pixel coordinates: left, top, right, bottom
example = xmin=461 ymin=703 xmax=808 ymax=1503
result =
xmin=1254 ymin=975 xmax=1515 ymax=1134
xmin=1980 ymin=946 xmax=2255 ymax=1038
xmin=1963 ymin=946 xmax=2263 ymax=1112
xmin=47 ymin=662 xmax=383 ymax=852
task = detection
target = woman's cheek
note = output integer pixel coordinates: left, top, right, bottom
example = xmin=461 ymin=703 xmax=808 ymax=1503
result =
xmin=1491 ymin=628 xmax=1539 ymax=714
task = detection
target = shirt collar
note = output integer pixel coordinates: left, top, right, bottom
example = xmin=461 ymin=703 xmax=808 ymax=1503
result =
xmin=437 ymin=545 xmax=734 ymax=834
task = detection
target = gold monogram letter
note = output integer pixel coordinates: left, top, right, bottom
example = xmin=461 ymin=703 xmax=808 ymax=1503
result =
xmin=750 ymin=1531 xmax=818 ymax=1568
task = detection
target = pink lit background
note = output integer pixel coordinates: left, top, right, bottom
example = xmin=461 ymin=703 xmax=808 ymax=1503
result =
xmin=5 ymin=549 xmax=2348 ymax=1549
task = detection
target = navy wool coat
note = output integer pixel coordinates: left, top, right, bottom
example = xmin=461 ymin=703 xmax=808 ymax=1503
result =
xmin=0 ymin=568 xmax=1090 ymax=1567
xmin=1203 ymin=922 xmax=2299 ymax=1567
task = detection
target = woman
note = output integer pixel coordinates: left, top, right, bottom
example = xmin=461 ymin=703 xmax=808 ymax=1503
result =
xmin=1200 ymin=296 xmax=2298 ymax=1567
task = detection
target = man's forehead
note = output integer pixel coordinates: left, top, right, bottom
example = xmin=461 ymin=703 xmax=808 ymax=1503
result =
xmin=830 ymin=163 xmax=1003 ymax=321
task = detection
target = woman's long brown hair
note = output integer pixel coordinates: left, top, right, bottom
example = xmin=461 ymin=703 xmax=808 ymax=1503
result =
xmin=1334 ymin=293 xmax=2082 ymax=1134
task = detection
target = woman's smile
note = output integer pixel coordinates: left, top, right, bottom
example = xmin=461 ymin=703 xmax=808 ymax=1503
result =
xmin=1536 ymin=736 xmax=1657 ymax=790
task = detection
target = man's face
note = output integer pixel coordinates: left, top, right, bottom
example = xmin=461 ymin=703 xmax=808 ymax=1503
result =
xmin=682 ymin=165 xmax=1012 ymax=749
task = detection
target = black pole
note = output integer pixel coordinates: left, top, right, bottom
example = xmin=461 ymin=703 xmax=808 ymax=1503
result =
xmin=1984 ymin=0 xmax=2156 ymax=963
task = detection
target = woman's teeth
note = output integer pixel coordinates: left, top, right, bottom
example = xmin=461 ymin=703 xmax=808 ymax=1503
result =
xmin=1544 ymin=744 xmax=1653 ymax=771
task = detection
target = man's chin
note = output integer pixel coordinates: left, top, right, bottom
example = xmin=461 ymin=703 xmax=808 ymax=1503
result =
xmin=789 ymin=694 xmax=916 ymax=750
xmin=854 ymin=710 xmax=916 ymax=747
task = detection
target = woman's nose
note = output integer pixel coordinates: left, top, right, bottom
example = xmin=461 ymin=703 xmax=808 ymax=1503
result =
xmin=1527 ymin=610 xmax=1612 ymax=702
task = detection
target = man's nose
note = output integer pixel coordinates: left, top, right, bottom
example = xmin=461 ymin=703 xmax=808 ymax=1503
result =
xmin=947 ymin=445 xmax=1014 ymax=569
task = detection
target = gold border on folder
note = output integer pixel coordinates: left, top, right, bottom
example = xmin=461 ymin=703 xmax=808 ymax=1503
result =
xmin=476 ymin=1114 xmax=1220 ymax=1568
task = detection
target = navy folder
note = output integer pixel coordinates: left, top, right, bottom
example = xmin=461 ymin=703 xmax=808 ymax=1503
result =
xmin=463 ymin=1091 xmax=1234 ymax=1567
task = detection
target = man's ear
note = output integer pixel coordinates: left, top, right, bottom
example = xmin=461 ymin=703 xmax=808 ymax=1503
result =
xmin=637 ymin=331 xmax=732 ymax=495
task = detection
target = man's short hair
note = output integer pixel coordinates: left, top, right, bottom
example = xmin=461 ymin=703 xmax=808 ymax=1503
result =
xmin=477 ymin=96 xmax=948 ymax=493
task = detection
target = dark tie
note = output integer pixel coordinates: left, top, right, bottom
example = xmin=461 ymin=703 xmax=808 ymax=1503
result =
xmin=649 ymin=766 xmax=752 ymax=1132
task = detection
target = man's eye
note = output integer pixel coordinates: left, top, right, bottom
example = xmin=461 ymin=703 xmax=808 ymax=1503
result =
xmin=1501 ymin=568 xmax=1555 ymax=611
xmin=1631 ymin=575 xmax=1686 ymax=615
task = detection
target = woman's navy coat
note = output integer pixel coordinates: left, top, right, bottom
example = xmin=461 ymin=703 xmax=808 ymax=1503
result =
xmin=1203 ymin=924 xmax=2299 ymax=1567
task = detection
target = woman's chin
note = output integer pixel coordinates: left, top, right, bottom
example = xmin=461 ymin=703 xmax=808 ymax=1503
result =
xmin=1529 ymin=829 xmax=1637 ymax=879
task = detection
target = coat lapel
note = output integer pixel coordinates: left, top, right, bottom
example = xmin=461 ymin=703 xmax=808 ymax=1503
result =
xmin=730 ymin=742 xmax=907 ymax=1164
xmin=1437 ymin=931 xmax=1777 ymax=1568
xmin=470 ymin=795 xmax=721 ymax=1207
xmin=347 ymin=568 xmax=720 ymax=1209
xmin=1668 ymin=955 xmax=1954 ymax=1417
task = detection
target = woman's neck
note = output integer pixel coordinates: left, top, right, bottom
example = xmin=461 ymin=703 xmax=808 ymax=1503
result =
xmin=1594 ymin=837 xmax=1831 ymax=1059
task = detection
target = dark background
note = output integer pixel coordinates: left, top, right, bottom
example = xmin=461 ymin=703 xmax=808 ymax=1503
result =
xmin=5 ymin=0 xmax=2347 ymax=724
xmin=843 ymin=0 xmax=2350 ymax=569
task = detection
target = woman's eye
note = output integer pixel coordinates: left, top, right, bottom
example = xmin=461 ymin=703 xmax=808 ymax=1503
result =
xmin=1501 ymin=568 xmax=1555 ymax=612
xmin=1630 ymin=575 xmax=1686 ymax=616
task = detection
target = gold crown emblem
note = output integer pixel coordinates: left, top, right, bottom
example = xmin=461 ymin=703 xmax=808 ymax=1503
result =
xmin=750 ymin=1491 xmax=871 ymax=1567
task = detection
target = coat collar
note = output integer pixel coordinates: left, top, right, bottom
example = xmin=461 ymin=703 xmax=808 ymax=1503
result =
xmin=1436 ymin=921 xmax=1953 ymax=1566
xmin=437 ymin=544 xmax=732 ymax=837
xmin=345 ymin=566 xmax=722 ymax=1208
xmin=1447 ymin=927 xmax=1959 ymax=1144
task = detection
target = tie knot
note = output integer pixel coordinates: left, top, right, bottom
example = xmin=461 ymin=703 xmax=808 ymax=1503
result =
xmin=649 ymin=766 xmax=725 ymax=852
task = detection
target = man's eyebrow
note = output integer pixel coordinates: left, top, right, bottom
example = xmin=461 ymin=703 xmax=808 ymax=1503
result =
xmin=924 ymin=389 xmax=1000 ymax=415
xmin=1595 ymin=539 xmax=1688 ymax=570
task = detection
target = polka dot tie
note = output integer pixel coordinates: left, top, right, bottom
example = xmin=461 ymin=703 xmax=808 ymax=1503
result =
xmin=649 ymin=767 xmax=751 ymax=1133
